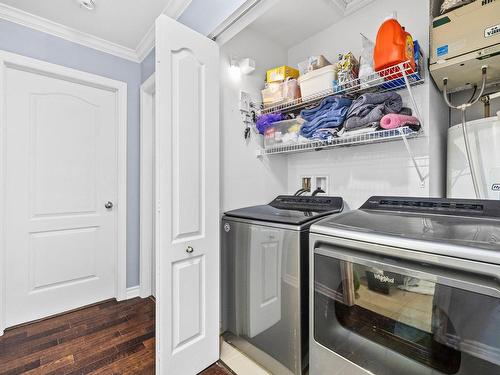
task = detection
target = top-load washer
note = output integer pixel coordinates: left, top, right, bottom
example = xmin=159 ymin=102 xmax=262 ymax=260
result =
xmin=221 ymin=195 xmax=344 ymax=375
xmin=309 ymin=196 xmax=500 ymax=375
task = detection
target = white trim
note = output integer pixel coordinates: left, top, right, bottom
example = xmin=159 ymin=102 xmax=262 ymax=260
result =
xmin=135 ymin=0 xmax=193 ymax=61
xmin=0 ymin=50 xmax=128 ymax=334
xmin=0 ymin=52 xmax=5 ymax=337
xmin=0 ymin=0 xmax=194 ymax=63
xmin=329 ymin=0 xmax=374 ymax=15
xmin=210 ymin=0 xmax=375 ymax=45
xmin=140 ymin=73 xmax=156 ymax=299
xmin=126 ymin=286 xmax=141 ymax=299
xmin=208 ymin=0 xmax=280 ymax=45
xmin=0 ymin=3 xmax=139 ymax=62
xmin=136 ymin=25 xmax=156 ymax=63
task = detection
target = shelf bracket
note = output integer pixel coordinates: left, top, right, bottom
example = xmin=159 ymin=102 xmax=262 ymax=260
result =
xmin=398 ymin=128 xmax=425 ymax=187
xmin=398 ymin=63 xmax=424 ymax=128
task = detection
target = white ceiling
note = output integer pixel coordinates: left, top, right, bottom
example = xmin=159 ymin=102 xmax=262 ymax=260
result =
xmin=248 ymin=0 xmax=343 ymax=48
xmin=0 ymin=0 xmax=171 ymax=49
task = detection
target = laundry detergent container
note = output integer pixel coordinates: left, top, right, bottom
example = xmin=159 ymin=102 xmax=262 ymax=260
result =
xmin=298 ymin=65 xmax=337 ymax=98
xmin=374 ymin=15 xmax=415 ymax=75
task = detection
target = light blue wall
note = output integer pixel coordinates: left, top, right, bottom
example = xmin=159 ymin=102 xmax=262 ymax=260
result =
xmin=141 ymin=49 xmax=156 ymax=83
xmin=0 ymin=19 xmax=142 ymax=288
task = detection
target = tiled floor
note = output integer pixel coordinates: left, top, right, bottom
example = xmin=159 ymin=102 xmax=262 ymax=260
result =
xmin=0 ymin=297 xmax=232 ymax=374
xmin=220 ymin=341 xmax=270 ymax=375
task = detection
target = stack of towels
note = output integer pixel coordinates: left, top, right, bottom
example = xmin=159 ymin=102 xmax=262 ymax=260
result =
xmin=299 ymin=96 xmax=352 ymax=138
xmin=345 ymin=92 xmax=403 ymax=131
xmin=344 ymin=92 xmax=421 ymax=133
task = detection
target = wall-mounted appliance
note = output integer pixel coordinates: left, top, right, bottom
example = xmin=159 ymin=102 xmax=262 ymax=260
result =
xmin=430 ymin=0 xmax=500 ymax=92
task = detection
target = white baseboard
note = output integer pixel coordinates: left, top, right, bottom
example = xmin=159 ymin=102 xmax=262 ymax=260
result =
xmin=126 ymin=286 xmax=141 ymax=299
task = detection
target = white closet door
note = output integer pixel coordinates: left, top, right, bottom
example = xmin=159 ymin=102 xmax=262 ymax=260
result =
xmin=3 ymin=61 xmax=119 ymax=328
xmin=155 ymin=15 xmax=220 ymax=375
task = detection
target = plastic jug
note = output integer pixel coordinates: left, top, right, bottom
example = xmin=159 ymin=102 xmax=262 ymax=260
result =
xmin=374 ymin=13 xmax=415 ymax=75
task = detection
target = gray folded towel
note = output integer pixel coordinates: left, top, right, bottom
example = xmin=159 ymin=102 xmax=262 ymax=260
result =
xmin=345 ymin=92 xmax=403 ymax=131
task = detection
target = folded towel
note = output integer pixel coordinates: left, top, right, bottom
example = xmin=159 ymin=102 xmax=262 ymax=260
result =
xmin=344 ymin=92 xmax=403 ymax=131
xmin=347 ymin=92 xmax=403 ymax=118
xmin=300 ymin=96 xmax=352 ymax=138
xmin=399 ymin=107 xmax=413 ymax=116
xmin=300 ymin=96 xmax=342 ymax=121
xmin=380 ymin=113 xmax=420 ymax=130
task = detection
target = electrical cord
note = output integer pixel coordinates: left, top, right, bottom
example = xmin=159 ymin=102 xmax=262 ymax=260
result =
xmin=311 ymin=187 xmax=325 ymax=196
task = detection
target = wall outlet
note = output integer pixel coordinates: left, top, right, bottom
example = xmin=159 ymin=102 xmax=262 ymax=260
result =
xmin=315 ymin=176 xmax=329 ymax=195
xmin=301 ymin=176 xmax=312 ymax=192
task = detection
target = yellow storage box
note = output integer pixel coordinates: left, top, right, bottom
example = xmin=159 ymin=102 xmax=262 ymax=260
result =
xmin=266 ymin=65 xmax=299 ymax=83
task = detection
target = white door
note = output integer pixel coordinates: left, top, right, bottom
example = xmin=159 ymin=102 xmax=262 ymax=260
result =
xmin=4 ymin=59 xmax=121 ymax=328
xmin=155 ymin=15 xmax=220 ymax=375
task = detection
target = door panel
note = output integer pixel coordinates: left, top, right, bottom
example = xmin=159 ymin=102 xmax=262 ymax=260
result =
xmin=172 ymin=256 xmax=204 ymax=351
xmin=172 ymin=50 xmax=204 ymax=241
xmin=248 ymin=228 xmax=282 ymax=338
xmin=31 ymin=94 xmax=98 ymax=217
xmin=155 ymin=15 xmax=220 ymax=375
xmin=4 ymin=65 xmax=118 ymax=327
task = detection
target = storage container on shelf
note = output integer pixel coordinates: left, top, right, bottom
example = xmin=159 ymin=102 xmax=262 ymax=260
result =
xmin=263 ymin=118 xmax=304 ymax=147
xmin=298 ymin=55 xmax=331 ymax=75
xmin=266 ymin=65 xmax=299 ymax=83
xmin=374 ymin=12 xmax=415 ymax=78
xmin=261 ymin=79 xmax=301 ymax=108
xmin=297 ymin=65 xmax=337 ymax=99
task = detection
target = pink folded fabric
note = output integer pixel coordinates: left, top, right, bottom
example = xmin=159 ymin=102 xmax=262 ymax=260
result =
xmin=380 ymin=113 xmax=420 ymax=130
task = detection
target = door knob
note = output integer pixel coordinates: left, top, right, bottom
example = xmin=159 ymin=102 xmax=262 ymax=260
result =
xmin=186 ymin=246 xmax=194 ymax=254
xmin=105 ymin=201 xmax=114 ymax=209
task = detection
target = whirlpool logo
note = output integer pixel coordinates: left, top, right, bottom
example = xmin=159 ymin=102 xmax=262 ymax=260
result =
xmin=374 ymin=273 xmax=395 ymax=284
xmin=492 ymin=183 xmax=500 ymax=191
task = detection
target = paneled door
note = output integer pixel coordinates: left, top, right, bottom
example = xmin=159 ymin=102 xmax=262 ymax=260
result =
xmin=155 ymin=15 xmax=220 ymax=374
xmin=2 ymin=54 xmax=126 ymax=329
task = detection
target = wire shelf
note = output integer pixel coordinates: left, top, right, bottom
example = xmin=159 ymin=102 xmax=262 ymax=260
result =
xmin=261 ymin=60 xmax=424 ymax=115
xmin=258 ymin=126 xmax=420 ymax=156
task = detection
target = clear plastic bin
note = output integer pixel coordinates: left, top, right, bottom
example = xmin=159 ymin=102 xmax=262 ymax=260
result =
xmin=263 ymin=118 xmax=304 ymax=147
xmin=261 ymin=79 xmax=301 ymax=108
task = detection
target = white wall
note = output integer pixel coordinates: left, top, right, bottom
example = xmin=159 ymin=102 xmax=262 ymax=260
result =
xmin=285 ymin=0 xmax=448 ymax=207
xmin=220 ymin=27 xmax=288 ymax=212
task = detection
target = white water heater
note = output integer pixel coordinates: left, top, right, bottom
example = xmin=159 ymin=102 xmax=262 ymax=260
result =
xmin=447 ymin=113 xmax=500 ymax=199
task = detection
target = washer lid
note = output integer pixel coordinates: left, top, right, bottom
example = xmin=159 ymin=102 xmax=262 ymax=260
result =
xmin=224 ymin=196 xmax=344 ymax=226
xmin=311 ymin=196 xmax=500 ymax=264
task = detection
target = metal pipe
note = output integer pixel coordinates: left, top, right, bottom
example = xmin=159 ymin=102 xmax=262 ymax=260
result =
xmin=481 ymin=91 xmax=500 ymax=118
xmin=460 ymin=109 xmax=481 ymax=198
xmin=442 ymin=66 xmax=488 ymax=109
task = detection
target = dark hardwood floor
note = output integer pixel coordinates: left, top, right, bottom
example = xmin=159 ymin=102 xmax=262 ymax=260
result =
xmin=0 ymin=298 xmax=231 ymax=375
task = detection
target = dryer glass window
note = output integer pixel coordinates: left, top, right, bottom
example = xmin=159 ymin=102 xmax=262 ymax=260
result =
xmin=313 ymin=252 xmax=500 ymax=375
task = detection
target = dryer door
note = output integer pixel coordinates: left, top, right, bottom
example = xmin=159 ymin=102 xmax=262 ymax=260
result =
xmin=312 ymin=244 xmax=500 ymax=375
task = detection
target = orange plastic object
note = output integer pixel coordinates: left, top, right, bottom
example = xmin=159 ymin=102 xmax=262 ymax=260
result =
xmin=374 ymin=18 xmax=415 ymax=78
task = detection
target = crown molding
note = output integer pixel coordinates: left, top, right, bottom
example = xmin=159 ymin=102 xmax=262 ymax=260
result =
xmin=0 ymin=0 xmax=194 ymax=64
xmin=135 ymin=0 xmax=193 ymax=61
xmin=0 ymin=2 xmax=140 ymax=62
